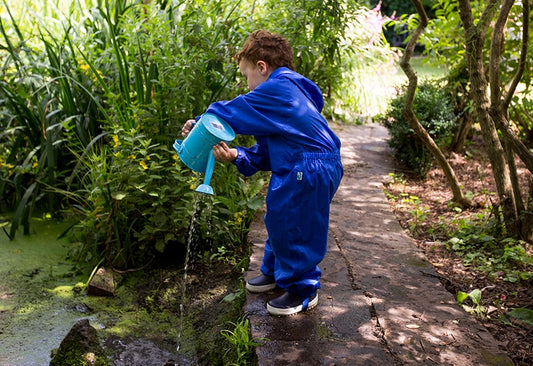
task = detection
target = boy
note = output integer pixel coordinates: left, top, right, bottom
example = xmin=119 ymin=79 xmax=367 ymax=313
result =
xmin=182 ymin=30 xmax=343 ymax=316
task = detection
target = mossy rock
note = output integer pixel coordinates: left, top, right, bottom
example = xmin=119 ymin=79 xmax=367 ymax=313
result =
xmin=50 ymin=319 xmax=108 ymax=366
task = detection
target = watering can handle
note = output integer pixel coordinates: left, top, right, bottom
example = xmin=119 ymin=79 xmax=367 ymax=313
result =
xmin=173 ymin=140 xmax=183 ymax=154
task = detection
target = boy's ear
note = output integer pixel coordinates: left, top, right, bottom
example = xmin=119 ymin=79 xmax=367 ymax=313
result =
xmin=256 ymin=60 xmax=269 ymax=75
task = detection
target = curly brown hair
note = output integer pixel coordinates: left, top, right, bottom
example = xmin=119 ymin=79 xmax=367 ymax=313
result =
xmin=235 ymin=30 xmax=294 ymax=70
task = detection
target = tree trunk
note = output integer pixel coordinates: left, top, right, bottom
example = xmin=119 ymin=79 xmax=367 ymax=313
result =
xmin=496 ymin=0 xmax=533 ymax=175
xmin=458 ymin=0 xmax=519 ymax=236
xmin=448 ymin=63 xmax=474 ymax=153
xmin=403 ymin=0 xmax=471 ymax=207
xmin=450 ymin=110 xmax=474 ymax=153
xmin=488 ymin=0 xmax=533 ymax=240
xmin=526 ymin=181 xmax=533 ymax=242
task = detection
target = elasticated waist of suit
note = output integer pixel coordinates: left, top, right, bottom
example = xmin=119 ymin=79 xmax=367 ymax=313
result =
xmin=300 ymin=150 xmax=341 ymax=161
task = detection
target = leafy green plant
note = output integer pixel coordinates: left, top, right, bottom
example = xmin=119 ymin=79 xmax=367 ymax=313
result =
xmin=388 ymin=172 xmax=407 ymax=185
xmin=499 ymin=308 xmax=533 ymax=328
xmin=457 ymin=288 xmax=486 ymax=316
xmin=445 ymin=214 xmax=533 ymax=283
xmin=408 ymin=204 xmax=428 ymax=234
xmin=0 ymin=1 xmax=110 ymax=238
xmin=221 ymin=317 xmax=264 ymax=365
xmin=378 ymin=79 xmax=458 ymax=178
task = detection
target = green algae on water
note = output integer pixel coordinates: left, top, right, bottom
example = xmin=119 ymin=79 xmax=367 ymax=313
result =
xmin=0 ymin=218 xmax=84 ymax=365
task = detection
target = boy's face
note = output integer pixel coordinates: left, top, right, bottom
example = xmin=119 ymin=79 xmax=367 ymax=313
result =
xmin=239 ymin=59 xmax=270 ymax=91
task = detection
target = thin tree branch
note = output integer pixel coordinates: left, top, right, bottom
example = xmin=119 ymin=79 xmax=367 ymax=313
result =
xmin=503 ymin=0 xmax=529 ymax=109
xmin=400 ymin=0 xmax=470 ymax=207
xmin=489 ymin=0 xmax=514 ymax=108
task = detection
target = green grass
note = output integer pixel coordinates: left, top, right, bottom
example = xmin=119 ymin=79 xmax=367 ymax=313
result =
xmin=410 ymin=55 xmax=448 ymax=78
xmin=356 ymin=55 xmax=447 ymax=118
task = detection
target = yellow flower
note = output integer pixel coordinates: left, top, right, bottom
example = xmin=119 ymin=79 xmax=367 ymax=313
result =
xmin=190 ymin=184 xmax=195 ymax=190
xmin=32 ymin=161 xmax=38 ymax=169
xmin=80 ymin=63 xmax=103 ymax=83
xmin=129 ymin=154 xmax=136 ymax=160
xmin=79 ymin=63 xmax=90 ymax=73
xmin=145 ymin=155 xmax=151 ymax=161
xmin=140 ymin=160 xmax=148 ymax=170
xmin=112 ymin=135 xmax=121 ymax=148
xmin=234 ymin=212 xmax=243 ymax=224
xmin=172 ymin=154 xmax=179 ymax=161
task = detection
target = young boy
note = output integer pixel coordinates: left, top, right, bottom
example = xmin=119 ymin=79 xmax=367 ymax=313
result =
xmin=182 ymin=30 xmax=343 ymax=316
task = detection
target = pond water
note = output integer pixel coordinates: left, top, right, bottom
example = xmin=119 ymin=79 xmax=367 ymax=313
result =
xmin=0 ymin=218 xmax=82 ymax=364
xmin=0 ymin=218 xmax=196 ymax=365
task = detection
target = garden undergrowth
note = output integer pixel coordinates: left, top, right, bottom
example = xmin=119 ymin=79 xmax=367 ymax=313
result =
xmin=383 ymin=149 xmax=533 ymax=366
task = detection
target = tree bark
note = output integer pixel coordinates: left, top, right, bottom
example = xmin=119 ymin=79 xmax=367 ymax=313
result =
xmin=458 ymin=0 xmax=519 ymax=235
xmin=488 ymin=0 xmax=521 ymax=236
xmin=495 ymin=0 xmax=533 ymax=175
xmin=450 ymin=101 xmax=474 ymax=153
xmin=402 ymin=0 xmax=471 ymax=207
xmin=488 ymin=0 xmax=533 ymax=240
xmin=448 ymin=63 xmax=474 ymax=153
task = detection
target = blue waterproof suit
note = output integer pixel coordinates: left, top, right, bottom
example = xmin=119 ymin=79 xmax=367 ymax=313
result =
xmin=206 ymin=67 xmax=343 ymax=298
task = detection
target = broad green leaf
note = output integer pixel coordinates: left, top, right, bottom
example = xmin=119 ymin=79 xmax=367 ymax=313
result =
xmin=468 ymin=289 xmax=482 ymax=305
xmin=246 ymin=196 xmax=265 ymax=210
xmin=506 ymin=308 xmax=533 ymax=327
xmin=112 ymin=192 xmax=127 ymax=200
xmin=457 ymin=291 xmax=468 ymax=304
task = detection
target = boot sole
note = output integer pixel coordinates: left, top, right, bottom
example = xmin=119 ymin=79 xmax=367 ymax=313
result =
xmin=267 ymin=294 xmax=318 ymax=316
xmin=245 ymin=282 xmax=276 ymax=293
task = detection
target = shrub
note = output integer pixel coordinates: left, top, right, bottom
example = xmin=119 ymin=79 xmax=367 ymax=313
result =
xmin=379 ymin=79 xmax=458 ymax=178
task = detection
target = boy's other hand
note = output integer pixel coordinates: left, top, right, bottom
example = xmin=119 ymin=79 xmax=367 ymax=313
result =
xmin=213 ymin=142 xmax=238 ymax=162
xmin=181 ymin=119 xmax=196 ymax=137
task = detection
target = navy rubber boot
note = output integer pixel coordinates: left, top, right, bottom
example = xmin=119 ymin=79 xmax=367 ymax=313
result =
xmin=246 ymin=274 xmax=276 ymax=293
xmin=267 ymin=291 xmax=318 ymax=316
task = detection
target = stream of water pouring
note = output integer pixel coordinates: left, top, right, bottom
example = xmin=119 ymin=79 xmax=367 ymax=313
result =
xmin=176 ymin=192 xmax=203 ymax=353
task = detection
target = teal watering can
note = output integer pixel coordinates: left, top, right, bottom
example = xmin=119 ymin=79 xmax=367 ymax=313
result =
xmin=173 ymin=113 xmax=235 ymax=195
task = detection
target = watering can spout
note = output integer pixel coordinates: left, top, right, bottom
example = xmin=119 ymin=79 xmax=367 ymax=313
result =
xmin=195 ymin=150 xmax=216 ymax=195
xmin=173 ymin=113 xmax=235 ymax=196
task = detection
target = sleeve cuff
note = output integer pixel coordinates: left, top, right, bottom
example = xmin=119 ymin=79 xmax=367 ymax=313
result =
xmin=232 ymin=147 xmax=245 ymax=165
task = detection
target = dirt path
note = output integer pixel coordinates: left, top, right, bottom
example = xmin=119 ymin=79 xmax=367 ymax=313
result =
xmin=244 ymin=123 xmax=513 ymax=365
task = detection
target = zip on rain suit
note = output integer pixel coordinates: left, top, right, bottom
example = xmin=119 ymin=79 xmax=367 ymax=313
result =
xmin=205 ymin=67 xmax=343 ymax=298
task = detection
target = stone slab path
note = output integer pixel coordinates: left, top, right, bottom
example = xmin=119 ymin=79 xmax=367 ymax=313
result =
xmin=244 ymin=123 xmax=513 ymax=365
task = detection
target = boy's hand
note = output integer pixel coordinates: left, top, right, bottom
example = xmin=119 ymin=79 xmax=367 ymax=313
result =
xmin=213 ymin=142 xmax=237 ymax=162
xmin=181 ymin=119 xmax=196 ymax=137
